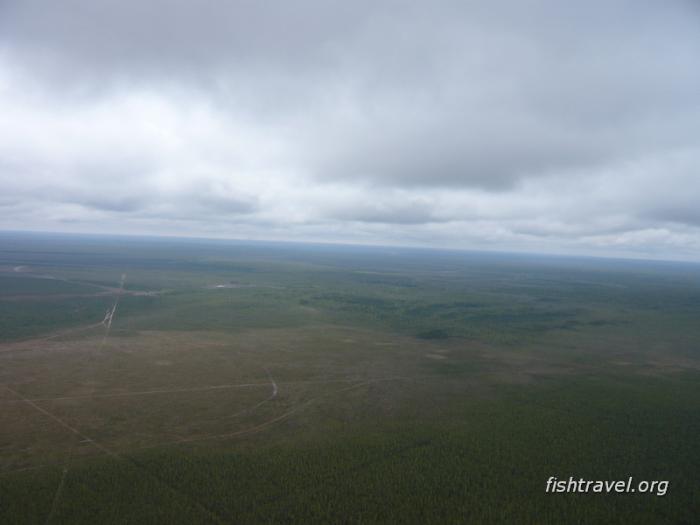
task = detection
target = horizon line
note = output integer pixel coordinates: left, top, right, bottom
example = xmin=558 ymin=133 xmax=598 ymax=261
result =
xmin=1 ymin=228 xmax=698 ymax=267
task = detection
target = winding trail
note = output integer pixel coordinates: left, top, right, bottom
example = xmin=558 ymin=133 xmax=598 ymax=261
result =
xmin=0 ymin=376 xmax=404 ymax=405
xmin=131 ymin=376 xmax=403 ymax=451
xmin=0 ymin=375 xmax=408 ymax=480
xmin=221 ymin=367 xmax=279 ymax=420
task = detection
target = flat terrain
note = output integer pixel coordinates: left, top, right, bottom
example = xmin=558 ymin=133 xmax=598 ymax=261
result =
xmin=1 ymin=232 xmax=699 ymax=523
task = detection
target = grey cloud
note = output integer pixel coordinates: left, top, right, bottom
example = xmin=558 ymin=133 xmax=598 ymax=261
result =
xmin=75 ymin=196 xmax=146 ymax=213
xmin=311 ymin=112 xmax=616 ymax=190
xmin=191 ymin=194 xmax=259 ymax=216
xmin=642 ymin=195 xmax=700 ymax=228
xmin=3 ymin=2 xmax=699 ymax=190
xmin=649 ymin=209 xmax=700 ymax=228
xmin=0 ymin=198 xmax=21 ymax=207
xmin=327 ymin=198 xmax=444 ymax=225
xmin=0 ymin=1 xmax=699 ymax=259
xmin=0 ymin=0 xmax=372 ymax=83
xmin=68 ymin=183 xmax=258 ymax=218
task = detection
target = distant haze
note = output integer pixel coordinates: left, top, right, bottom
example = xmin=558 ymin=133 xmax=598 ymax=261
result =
xmin=1 ymin=1 xmax=699 ymax=260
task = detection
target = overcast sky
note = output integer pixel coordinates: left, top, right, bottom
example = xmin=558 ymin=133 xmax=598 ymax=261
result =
xmin=1 ymin=1 xmax=699 ymax=260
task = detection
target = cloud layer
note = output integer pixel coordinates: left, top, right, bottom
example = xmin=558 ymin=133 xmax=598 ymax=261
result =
xmin=1 ymin=0 xmax=699 ymax=259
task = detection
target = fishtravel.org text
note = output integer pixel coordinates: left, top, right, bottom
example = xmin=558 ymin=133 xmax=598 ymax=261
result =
xmin=546 ymin=477 xmax=668 ymax=496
